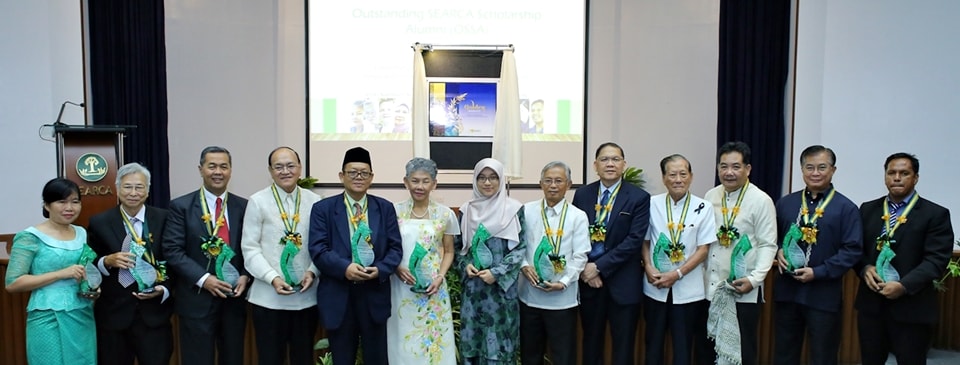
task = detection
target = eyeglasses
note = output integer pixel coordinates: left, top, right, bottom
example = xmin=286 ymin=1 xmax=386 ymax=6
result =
xmin=598 ymin=156 xmax=623 ymax=164
xmin=272 ymin=164 xmax=299 ymax=173
xmin=803 ymin=164 xmax=831 ymax=173
xmin=541 ymin=179 xmax=567 ymax=186
xmin=345 ymin=170 xmax=372 ymax=180
xmin=120 ymin=184 xmax=147 ymax=193
xmin=476 ymin=175 xmax=500 ymax=184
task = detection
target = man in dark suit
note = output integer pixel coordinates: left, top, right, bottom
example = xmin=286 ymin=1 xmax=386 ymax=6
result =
xmin=572 ymin=142 xmax=650 ymax=365
xmin=774 ymin=145 xmax=862 ymax=365
xmin=162 ymin=146 xmax=250 ymax=365
xmin=309 ymin=147 xmax=402 ymax=365
xmin=88 ymin=162 xmax=173 ymax=365
xmin=855 ymin=152 xmax=954 ymax=365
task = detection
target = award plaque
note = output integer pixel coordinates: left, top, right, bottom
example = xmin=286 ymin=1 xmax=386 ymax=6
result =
xmin=77 ymin=244 xmax=101 ymax=299
xmin=215 ymin=244 xmax=240 ymax=297
xmin=533 ymin=236 xmax=557 ymax=287
xmin=471 ymin=223 xmax=494 ymax=270
xmin=781 ymin=223 xmax=807 ymax=273
xmin=728 ymin=235 xmax=752 ymax=283
xmin=651 ymin=233 xmax=676 ymax=273
xmin=876 ymin=245 xmax=901 ymax=283
xmin=133 ymin=255 xmax=158 ymax=294
xmin=408 ymin=242 xmax=432 ymax=293
xmin=351 ymin=222 xmax=375 ymax=267
xmin=280 ymin=241 xmax=305 ymax=290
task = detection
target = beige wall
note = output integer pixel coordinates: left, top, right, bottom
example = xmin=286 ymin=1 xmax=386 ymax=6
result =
xmin=162 ymin=0 xmax=720 ymax=206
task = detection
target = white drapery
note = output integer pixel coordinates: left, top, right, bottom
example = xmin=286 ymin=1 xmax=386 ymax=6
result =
xmin=411 ymin=44 xmax=430 ymax=158
xmin=492 ymin=48 xmax=522 ymax=180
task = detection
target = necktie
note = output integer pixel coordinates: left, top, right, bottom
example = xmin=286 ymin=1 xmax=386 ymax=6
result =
xmin=118 ymin=217 xmax=138 ymax=288
xmin=882 ymin=201 xmax=905 ymax=236
xmin=216 ymin=197 xmax=230 ymax=244
xmin=600 ymin=189 xmax=611 ymax=224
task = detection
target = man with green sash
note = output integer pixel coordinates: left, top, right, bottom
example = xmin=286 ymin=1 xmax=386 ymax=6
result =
xmin=642 ymin=154 xmax=717 ymax=365
xmin=88 ymin=162 xmax=173 ymax=365
xmin=854 ymin=152 xmax=954 ymax=365
xmin=309 ymin=147 xmax=402 ymax=365
xmin=241 ymin=147 xmax=322 ymax=364
xmin=518 ymin=161 xmax=591 ymax=365
xmin=701 ymin=142 xmax=777 ymax=365
xmin=773 ymin=145 xmax=862 ymax=365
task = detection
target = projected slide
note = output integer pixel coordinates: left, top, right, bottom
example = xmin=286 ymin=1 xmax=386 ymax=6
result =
xmin=307 ymin=0 xmax=586 ymax=185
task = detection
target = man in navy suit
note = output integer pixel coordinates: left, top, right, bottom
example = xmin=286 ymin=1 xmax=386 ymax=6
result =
xmin=309 ymin=146 xmax=402 ymax=365
xmin=162 ymin=146 xmax=250 ymax=365
xmin=572 ymin=142 xmax=650 ymax=365
xmin=773 ymin=145 xmax=862 ymax=365
xmin=855 ymin=152 xmax=954 ymax=364
xmin=88 ymin=162 xmax=173 ymax=365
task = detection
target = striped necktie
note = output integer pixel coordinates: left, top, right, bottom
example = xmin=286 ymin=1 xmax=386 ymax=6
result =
xmin=118 ymin=217 xmax=138 ymax=288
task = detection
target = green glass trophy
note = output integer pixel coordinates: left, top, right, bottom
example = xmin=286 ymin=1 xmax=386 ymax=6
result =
xmin=280 ymin=239 xmax=306 ymax=291
xmin=471 ymin=224 xmax=494 ymax=270
xmin=876 ymin=245 xmax=901 ymax=283
xmin=78 ymin=244 xmax=102 ymax=299
xmin=533 ymin=236 xmax=558 ymax=287
xmin=216 ymin=244 xmax=240 ymax=297
xmin=725 ymin=235 xmax=752 ymax=291
xmin=781 ymin=224 xmax=807 ymax=273
xmin=351 ymin=222 xmax=375 ymax=267
xmin=408 ymin=242 xmax=433 ymax=293
xmin=651 ymin=233 xmax=676 ymax=272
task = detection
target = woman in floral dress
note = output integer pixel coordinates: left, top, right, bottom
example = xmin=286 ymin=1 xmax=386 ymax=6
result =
xmin=387 ymin=157 xmax=460 ymax=364
xmin=457 ymin=158 xmax=526 ymax=365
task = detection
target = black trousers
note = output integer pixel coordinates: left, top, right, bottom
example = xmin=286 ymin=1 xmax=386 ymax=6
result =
xmin=858 ymin=311 xmax=932 ymax=365
xmin=96 ymin=311 xmax=173 ymax=365
xmin=773 ymin=301 xmax=841 ymax=365
xmin=520 ymin=302 xmax=577 ymax=365
xmin=644 ymin=291 xmax=706 ymax=365
xmin=328 ymin=286 xmax=388 ymax=365
xmin=178 ymin=298 xmax=247 ymax=365
xmin=578 ymin=285 xmax=641 ymax=365
xmin=695 ymin=301 xmax=761 ymax=365
xmin=252 ymin=304 xmax=319 ymax=365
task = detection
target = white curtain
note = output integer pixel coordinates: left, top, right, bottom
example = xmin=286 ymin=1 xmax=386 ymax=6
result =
xmin=492 ymin=48 xmax=522 ymax=180
xmin=412 ymin=44 xmax=430 ymax=158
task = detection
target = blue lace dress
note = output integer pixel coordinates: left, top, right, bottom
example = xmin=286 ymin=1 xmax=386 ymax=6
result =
xmin=4 ymin=226 xmax=96 ymax=365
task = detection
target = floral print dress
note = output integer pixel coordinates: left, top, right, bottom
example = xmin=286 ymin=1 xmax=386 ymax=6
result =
xmin=457 ymin=209 xmax=526 ymax=365
xmin=386 ymin=200 xmax=460 ymax=365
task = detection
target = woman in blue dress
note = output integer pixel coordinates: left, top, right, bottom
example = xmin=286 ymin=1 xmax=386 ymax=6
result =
xmin=4 ymin=178 xmax=97 ymax=364
xmin=457 ymin=158 xmax=526 ymax=364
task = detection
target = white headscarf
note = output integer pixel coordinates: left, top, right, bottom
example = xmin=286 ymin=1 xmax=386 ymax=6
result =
xmin=460 ymin=158 xmax=523 ymax=253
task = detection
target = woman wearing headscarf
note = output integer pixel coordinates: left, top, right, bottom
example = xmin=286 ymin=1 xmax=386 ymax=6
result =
xmin=457 ymin=158 xmax=526 ymax=364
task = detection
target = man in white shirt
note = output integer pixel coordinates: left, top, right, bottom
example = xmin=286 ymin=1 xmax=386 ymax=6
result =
xmin=519 ymin=161 xmax=591 ymax=365
xmin=642 ymin=154 xmax=717 ymax=365
xmin=700 ymin=142 xmax=777 ymax=365
xmin=242 ymin=147 xmax=323 ymax=365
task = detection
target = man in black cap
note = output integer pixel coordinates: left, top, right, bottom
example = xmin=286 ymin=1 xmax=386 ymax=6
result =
xmin=308 ymin=146 xmax=402 ymax=365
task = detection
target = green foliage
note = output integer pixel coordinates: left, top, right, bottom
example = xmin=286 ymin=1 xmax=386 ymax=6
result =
xmin=622 ymin=166 xmax=645 ymax=189
xmin=933 ymin=238 xmax=960 ymax=292
xmin=298 ymin=176 xmax=319 ymax=189
xmin=444 ymin=267 xmax=464 ymax=363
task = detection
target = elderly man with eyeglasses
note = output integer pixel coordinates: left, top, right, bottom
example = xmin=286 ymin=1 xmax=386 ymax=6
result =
xmin=308 ymin=146 xmax=402 ymax=365
xmin=240 ymin=147 xmax=323 ymax=364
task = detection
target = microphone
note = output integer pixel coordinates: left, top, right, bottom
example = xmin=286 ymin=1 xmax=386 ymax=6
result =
xmin=53 ymin=101 xmax=85 ymax=126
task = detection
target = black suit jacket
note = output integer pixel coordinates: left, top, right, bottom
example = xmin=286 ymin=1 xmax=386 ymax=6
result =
xmin=854 ymin=196 xmax=954 ymax=324
xmin=308 ymin=193 xmax=403 ymax=330
xmin=572 ymin=180 xmax=651 ymax=305
xmin=87 ymin=205 xmax=173 ymax=330
xmin=162 ymin=189 xmax=248 ymax=319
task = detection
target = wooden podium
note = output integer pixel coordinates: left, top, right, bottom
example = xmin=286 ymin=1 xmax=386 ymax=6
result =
xmin=54 ymin=125 xmax=132 ymax=227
